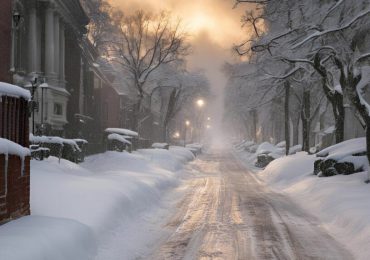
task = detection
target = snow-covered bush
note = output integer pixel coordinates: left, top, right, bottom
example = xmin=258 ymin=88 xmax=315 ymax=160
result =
xmin=107 ymin=133 xmax=132 ymax=152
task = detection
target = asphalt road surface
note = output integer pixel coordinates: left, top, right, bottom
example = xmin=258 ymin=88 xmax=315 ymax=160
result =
xmin=150 ymin=150 xmax=353 ymax=260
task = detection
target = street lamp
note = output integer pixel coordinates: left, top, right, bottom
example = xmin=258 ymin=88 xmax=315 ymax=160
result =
xmin=173 ymin=132 xmax=180 ymax=138
xmin=40 ymin=82 xmax=49 ymax=135
xmin=12 ymin=10 xmax=22 ymax=29
xmin=184 ymin=120 xmax=190 ymax=147
xmin=25 ymin=77 xmax=39 ymax=134
xmin=196 ymin=99 xmax=205 ymax=107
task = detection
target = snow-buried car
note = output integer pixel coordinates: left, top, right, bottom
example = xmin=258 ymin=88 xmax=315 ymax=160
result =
xmin=314 ymin=138 xmax=367 ymax=177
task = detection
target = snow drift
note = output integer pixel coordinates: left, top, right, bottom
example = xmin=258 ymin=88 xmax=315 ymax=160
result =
xmin=0 ymin=146 xmax=194 ymax=260
xmin=257 ymin=152 xmax=370 ymax=260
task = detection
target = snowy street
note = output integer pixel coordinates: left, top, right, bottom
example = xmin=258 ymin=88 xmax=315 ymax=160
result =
xmin=149 ymin=150 xmax=353 ymax=260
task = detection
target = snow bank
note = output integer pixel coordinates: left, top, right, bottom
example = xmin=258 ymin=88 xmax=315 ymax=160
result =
xmin=317 ymin=137 xmax=366 ymax=160
xmin=258 ymin=152 xmax=370 ymax=260
xmin=0 ymin=216 xmax=96 ymax=260
xmin=137 ymin=146 xmax=194 ymax=171
xmin=31 ymin=151 xmax=188 ymax=234
xmin=11 ymin=147 xmax=194 ymax=259
xmin=151 ymin=143 xmax=169 ymax=149
xmin=0 ymin=82 xmax=31 ymax=100
xmin=256 ymin=142 xmax=278 ymax=155
xmin=0 ymin=138 xmax=30 ymax=158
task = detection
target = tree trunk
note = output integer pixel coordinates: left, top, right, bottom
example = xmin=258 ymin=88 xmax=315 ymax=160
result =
xmin=284 ymin=82 xmax=290 ymax=156
xmin=366 ymin=123 xmax=370 ymax=183
xmin=162 ymin=124 xmax=168 ymax=143
xmin=250 ymin=109 xmax=257 ymax=142
xmin=293 ymin=115 xmax=300 ymax=145
xmin=333 ymin=93 xmax=345 ymax=143
xmin=302 ymin=90 xmax=310 ymax=152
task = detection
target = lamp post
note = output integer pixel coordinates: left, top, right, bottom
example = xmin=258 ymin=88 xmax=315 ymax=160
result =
xmin=196 ymin=99 xmax=205 ymax=143
xmin=25 ymin=77 xmax=39 ymax=134
xmin=40 ymin=83 xmax=49 ymax=135
xmin=184 ymin=120 xmax=190 ymax=147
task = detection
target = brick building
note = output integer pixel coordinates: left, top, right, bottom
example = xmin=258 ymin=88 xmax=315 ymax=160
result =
xmin=0 ymin=83 xmax=31 ymax=224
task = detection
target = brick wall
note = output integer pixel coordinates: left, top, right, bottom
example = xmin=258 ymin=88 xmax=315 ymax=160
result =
xmin=0 ymin=0 xmax=12 ymax=83
xmin=0 ymin=96 xmax=30 ymax=224
xmin=0 ymin=155 xmax=30 ymax=224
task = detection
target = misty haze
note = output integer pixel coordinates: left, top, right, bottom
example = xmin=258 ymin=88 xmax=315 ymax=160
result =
xmin=1 ymin=0 xmax=370 ymax=259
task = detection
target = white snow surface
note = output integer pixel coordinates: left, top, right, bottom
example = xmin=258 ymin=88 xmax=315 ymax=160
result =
xmin=105 ymin=128 xmax=138 ymax=137
xmin=30 ymin=134 xmax=81 ymax=151
xmin=107 ymin=133 xmax=131 ymax=145
xmin=256 ymin=142 xmax=282 ymax=155
xmin=0 ymin=138 xmax=30 ymax=158
xmin=317 ymin=137 xmax=366 ymax=160
xmin=0 ymin=147 xmax=194 ymax=260
xmin=0 ymin=216 xmax=96 ymax=260
xmin=0 ymin=82 xmax=31 ymax=100
xmin=252 ymin=151 xmax=370 ymax=260
xmin=151 ymin=143 xmax=169 ymax=149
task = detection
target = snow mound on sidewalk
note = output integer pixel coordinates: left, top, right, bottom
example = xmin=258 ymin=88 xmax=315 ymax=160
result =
xmin=0 ymin=216 xmax=96 ymax=260
xmin=31 ymin=151 xmax=184 ymax=234
xmin=259 ymin=152 xmax=370 ymax=260
xmin=259 ymin=152 xmax=316 ymax=188
xmin=137 ymin=146 xmax=194 ymax=171
xmin=0 ymin=146 xmax=194 ymax=260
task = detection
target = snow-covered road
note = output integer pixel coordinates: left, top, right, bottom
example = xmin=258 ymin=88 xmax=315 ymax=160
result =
xmin=149 ymin=150 xmax=353 ymax=259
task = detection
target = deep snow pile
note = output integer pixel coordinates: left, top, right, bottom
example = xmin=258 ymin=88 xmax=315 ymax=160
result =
xmin=0 ymin=216 xmax=96 ymax=260
xmin=257 ymin=152 xmax=370 ymax=260
xmin=0 ymin=146 xmax=193 ymax=260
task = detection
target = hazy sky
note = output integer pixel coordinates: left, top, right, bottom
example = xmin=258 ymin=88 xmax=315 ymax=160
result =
xmin=109 ymin=0 xmax=253 ymax=139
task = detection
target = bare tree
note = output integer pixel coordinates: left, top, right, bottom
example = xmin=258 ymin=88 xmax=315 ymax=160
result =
xmin=108 ymin=10 xmax=190 ymax=111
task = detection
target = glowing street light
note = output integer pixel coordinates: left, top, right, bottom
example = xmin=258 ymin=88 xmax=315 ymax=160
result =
xmin=184 ymin=120 xmax=190 ymax=147
xmin=196 ymin=99 xmax=205 ymax=108
xmin=207 ymin=117 xmax=211 ymax=121
xmin=173 ymin=132 xmax=180 ymax=138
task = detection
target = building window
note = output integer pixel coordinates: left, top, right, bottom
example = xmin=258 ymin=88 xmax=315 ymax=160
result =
xmin=54 ymin=103 xmax=63 ymax=115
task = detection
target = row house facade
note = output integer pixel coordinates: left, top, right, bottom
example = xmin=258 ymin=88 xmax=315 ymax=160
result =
xmin=11 ymin=0 xmax=89 ymax=135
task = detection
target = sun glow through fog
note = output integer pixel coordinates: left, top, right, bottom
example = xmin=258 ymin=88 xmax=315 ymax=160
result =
xmin=188 ymin=12 xmax=215 ymax=34
xmin=108 ymin=0 xmax=251 ymax=47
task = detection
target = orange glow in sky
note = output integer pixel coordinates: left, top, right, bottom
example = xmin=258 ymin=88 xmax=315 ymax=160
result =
xmin=108 ymin=0 xmax=252 ymax=48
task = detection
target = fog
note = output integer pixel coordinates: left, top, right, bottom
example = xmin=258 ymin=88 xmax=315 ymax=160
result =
xmin=109 ymin=0 xmax=254 ymax=144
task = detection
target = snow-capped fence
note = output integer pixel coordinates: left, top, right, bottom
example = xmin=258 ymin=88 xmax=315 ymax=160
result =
xmin=30 ymin=135 xmax=87 ymax=163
